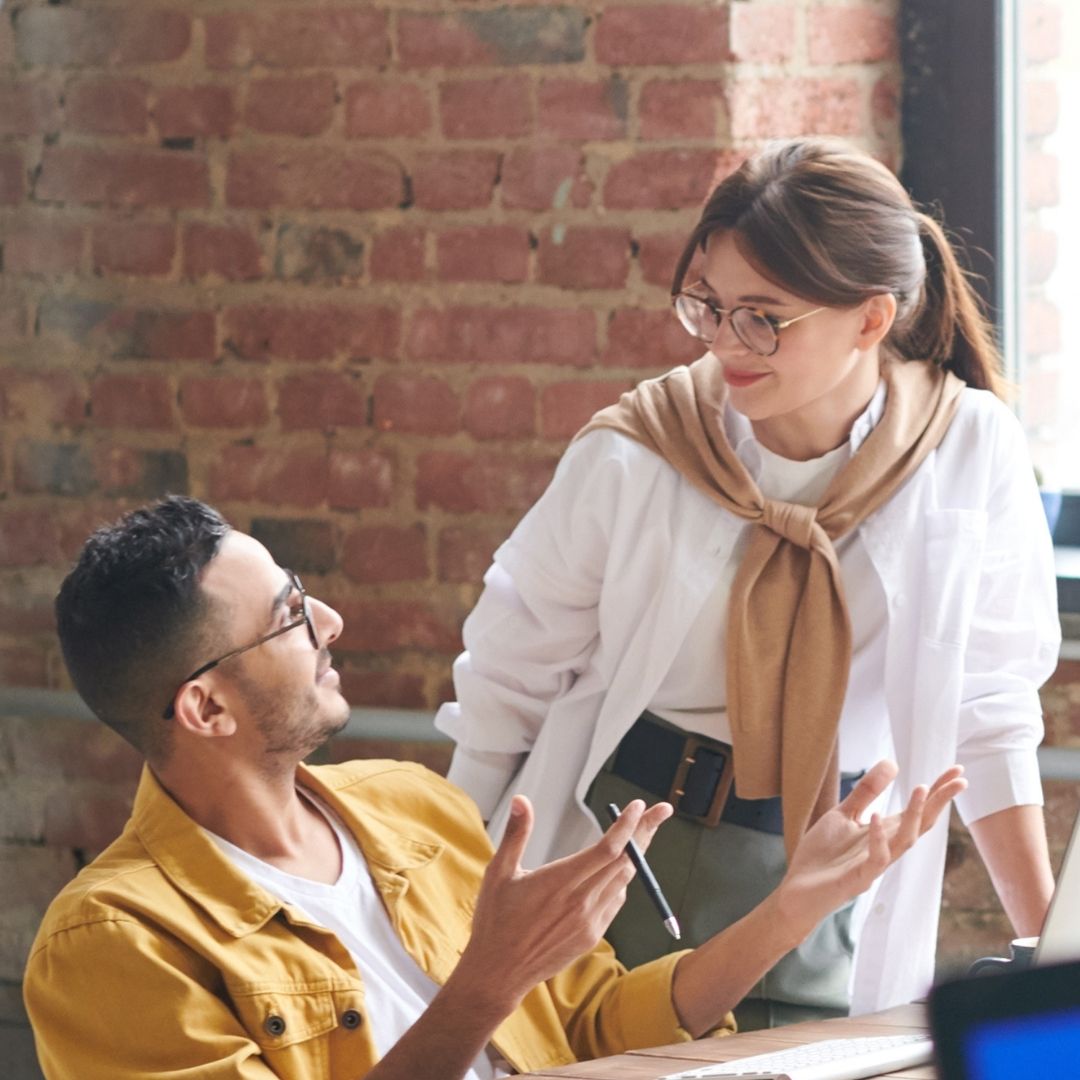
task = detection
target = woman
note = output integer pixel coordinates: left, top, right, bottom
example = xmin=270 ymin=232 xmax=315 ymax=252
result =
xmin=435 ymin=138 xmax=1060 ymax=1025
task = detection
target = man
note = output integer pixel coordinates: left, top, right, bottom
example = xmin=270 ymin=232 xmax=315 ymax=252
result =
xmin=24 ymin=497 xmax=964 ymax=1079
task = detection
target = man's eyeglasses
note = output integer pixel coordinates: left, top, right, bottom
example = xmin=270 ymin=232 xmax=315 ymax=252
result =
xmin=672 ymin=285 xmax=825 ymax=357
xmin=162 ymin=570 xmax=319 ymax=720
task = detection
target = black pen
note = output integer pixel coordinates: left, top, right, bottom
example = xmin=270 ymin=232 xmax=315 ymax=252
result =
xmin=606 ymin=802 xmax=681 ymax=940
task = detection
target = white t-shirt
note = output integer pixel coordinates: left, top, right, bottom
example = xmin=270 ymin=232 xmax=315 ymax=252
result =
xmin=650 ymin=418 xmax=892 ymax=773
xmin=206 ymin=798 xmax=511 ymax=1080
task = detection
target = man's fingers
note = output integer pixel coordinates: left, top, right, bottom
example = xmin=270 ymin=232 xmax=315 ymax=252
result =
xmin=840 ymin=759 xmax=898 ymax=820
xmin=631 ymin=802 xmax=674 ymax=855
xmin=489 ymin=795 xmax=534 ymax=880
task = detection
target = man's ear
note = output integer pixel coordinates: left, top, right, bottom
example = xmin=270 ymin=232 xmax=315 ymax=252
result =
xmin=172 ymin=679 xmax=236 ymax=739
xmin=856 ymin=292 xmax=898 ymax=350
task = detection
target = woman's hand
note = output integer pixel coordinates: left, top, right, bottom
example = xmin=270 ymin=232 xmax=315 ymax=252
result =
xmin=776 ymin=761 xmax=967 ymax=933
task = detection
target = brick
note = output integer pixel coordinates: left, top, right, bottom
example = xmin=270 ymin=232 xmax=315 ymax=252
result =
xmin=0 ymin=17 xmax=13 ymax=66
xmin=0 ymin=579 xmax=58 ymax=636
xmin=0 ymin=845 xmax=77 ymax=912
xmin=537 ymin=226 xmax=631 ymax=290
xmin=0 ymin=152 xmax=24 ymax=205
xmin=541 ymin=379 xmax=633 ymax=439
xmin=463 ymin=377 xmax=535 ymax=440
xmin=328 ymin=448 xmax=394 ymax=509
xmin=637 ymin=230 xmax=696 ymax=289
xmin=808 ymin=7 xmax=896 ymax=64
xmin=94 ymin=445 xmax=188 ymax=498
xmin=180 ymin=377 xmax=269 ymax=428
xmin=8 ymin=717 xmax=141 ymax=784
xmin=333 ymin=600 xmax=460 ymax=654
xmin=1026 ymin=227 xmax=1057 ymax=286
xmin=275 ymin=223 xmax=364 ymax=284
xmin=155 ymin=85 xmax=235 ymax=139
xmin=0 ymin=510 xmax=62 ymax=568
xmin=3 ymin=219 xmax=83 ymax=274
xmin=871 ymin=74 xmax=900 ymax=141
xmin=440 ymin=76 xmax=531 ymax=139
xmin=91 ymin=374 xmax=175 ymax=430
xmin=0 ymin=287 xmax=31 ymax=340
xmin=183 ymin=222 xmax=264 ymax=282
xmin=437 ymin=226 xmax=530 ymax=283
xmin=1024 ymin=2 xmax=1062 ymax=64
xmin=0 ymin=369 xmax=86 ymax=427
xmin=345 ymin=80 xmax=431 ymax=138
xmin=373 ymin=374 xmax=459 ymax=436
xmin=501 ymin=146 xmax=592 ymax=210
xmin=342 ymin=525 xmax=428 ymax=584
xmin=603 ymin=308 xmax=702 ymax=369
xmin=36 ymin=148 xmax=210 ymax=209
xmin=64 ymin=78 xmax=148 ymax=135
xmin=224 ymin=304 xmax=399 ymax=362
xmin=727 ymin=78 xmax=862 ymax=139
xmin=604 ymin=150 xmax=730 ymax=210
xmin=1026 ymin=80 xmax=1058 ymax=139
xmin=639 ymin=79 xmax=725 ymax=140
xmin=127 ymin=309 xmax=216 ymax=361
xmin=1025 ymin=298 xmax=1060 ymax=357
xmin=14 ymin=8 xmax=191 ymax=66
xmin=334 ymin=672 xmax=429 ymax=712
xmin=406 ymin=306 xmax=595 ymax=367
xmin=226 ymin=149 xmax=402 ymax=211
xmin=416 ymin=452 xmax=556 ymax=513
xmin=44 ymin=783 xmax=134 ymax=852
xmin=371 ymin=227 xmax=426 ymax=282
xmin=537 ymin=77 xmax=628 ymax=140
xmin=596 ymin=5 xmax=728 ymax=65
xmin=437 ymin=526 xmax=508 ymax=583
xmin=244 ymin=74 xmax=336 ymax=136
xmin=14 ymin=440 xmax=95 ymax=496
xmin=92 ymin=221 xmax=175 ymax=276
xmin=0 ymin=646 xmax=49 ymax=687
xmin=1026 ymin=151 xmax=1059 ymax=209
xmin=38 ymin=295 xmax=117 ymax=347
xmin=0 ymin=79 xmax=60 ymax=136
xmin=209 ymin=446 xmax=328 ymax=509
xmin=398 ymin=9 xmax=587 ymax=68
xmin=277 ymin=372 xmax=367 ymax=431
xmin=249 ymin=518 xmax=336 ymax=575
xmin=206 ymin=9 xmax=389 ymax=69
xmin=410 ymin=149 xmax=501 ymax=211
xmin=727 ymin=4 xmax=796 ymax=62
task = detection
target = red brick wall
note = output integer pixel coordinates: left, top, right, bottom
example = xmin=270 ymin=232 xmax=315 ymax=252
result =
xmin=0 ymin=0 xmax=901 ymax=709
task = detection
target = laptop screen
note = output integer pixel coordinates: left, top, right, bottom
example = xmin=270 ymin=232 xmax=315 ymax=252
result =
xmin=962 ymin=1005 xmax=1080 ymax=1078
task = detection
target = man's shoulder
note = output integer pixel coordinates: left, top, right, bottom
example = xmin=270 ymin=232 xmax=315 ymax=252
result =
xmin=308 ymin=759 xmax=480 ymax=820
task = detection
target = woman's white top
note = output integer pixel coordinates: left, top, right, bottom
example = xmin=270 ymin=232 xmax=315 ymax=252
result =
xmin=436 ymin=375 xmax=1060 ymax=1015
xmin=649 ymin=427 xmax=892 ymax=773
xmin=205 ymin=797 xmax=510 ymax=1080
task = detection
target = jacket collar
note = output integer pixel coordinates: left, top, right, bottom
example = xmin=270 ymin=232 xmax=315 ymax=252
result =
xmin=132 ymin=763 xmax=442 ymax=938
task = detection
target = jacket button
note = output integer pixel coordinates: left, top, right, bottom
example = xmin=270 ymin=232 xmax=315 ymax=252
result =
xmin=341 ymin=1009 xmax=362 ymax=1030
xmin=264 ymin=1015 xmax=287 ymax=1037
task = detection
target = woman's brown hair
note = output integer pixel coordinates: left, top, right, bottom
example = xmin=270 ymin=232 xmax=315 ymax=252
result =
xmin=671 ymin=138 xmax=1005 ymax=397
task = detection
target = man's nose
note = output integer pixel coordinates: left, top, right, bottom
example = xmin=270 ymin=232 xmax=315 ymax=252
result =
xmin=310 ymin=597 xmax=343 ymax=648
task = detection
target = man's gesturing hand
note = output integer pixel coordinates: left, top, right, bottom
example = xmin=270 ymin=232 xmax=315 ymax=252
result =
xmin=454 ymin=795 xmax=673 ymax=1015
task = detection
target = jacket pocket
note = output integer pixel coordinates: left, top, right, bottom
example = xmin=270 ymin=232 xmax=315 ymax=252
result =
xmin=919 ymin=509 xmax=987 ymax=647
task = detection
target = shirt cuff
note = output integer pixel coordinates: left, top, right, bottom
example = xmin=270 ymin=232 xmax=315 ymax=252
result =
xmin=953 ymin=749 xmax=1044 ymax=825
xmin=442 ymin=741 xmax=522 ymax=821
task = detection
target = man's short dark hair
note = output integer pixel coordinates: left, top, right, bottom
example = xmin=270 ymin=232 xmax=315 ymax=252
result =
xmin=56 ymin=496 xmax=231 ymax=762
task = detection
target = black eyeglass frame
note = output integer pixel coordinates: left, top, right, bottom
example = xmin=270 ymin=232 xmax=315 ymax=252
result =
xmin=671 ymin=285 xmax=826 ymax=357
xmin=162 ymin=569 xmax=319 ymax=720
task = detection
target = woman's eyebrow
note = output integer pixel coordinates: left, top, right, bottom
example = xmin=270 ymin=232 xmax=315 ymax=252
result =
xmin=700 ymin=274 xmax=788 ymax=306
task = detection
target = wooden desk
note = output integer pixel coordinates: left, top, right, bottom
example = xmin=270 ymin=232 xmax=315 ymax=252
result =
xmin=520 ymin=1003 xmax=934 ymax=1079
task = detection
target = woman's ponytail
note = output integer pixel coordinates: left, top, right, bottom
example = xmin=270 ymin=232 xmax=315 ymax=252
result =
xmin=899 ymin=213 xmax=1006 ymax=398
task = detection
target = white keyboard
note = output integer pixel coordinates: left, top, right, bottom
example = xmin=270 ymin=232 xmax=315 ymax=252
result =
xmin=660 ymin=1034 xmax=934 ymax=1080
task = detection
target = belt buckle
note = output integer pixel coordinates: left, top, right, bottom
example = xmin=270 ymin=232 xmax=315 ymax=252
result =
xmin=669 ymin=734 xmax=734 ymax=827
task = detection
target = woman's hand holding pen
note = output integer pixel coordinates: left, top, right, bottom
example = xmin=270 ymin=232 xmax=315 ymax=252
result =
xmin=776 ymin=760 xmax=968 ymax=936
xmin=451 ymin=794 xmax=673 ymax=1017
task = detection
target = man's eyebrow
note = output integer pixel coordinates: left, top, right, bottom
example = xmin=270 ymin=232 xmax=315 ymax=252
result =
xmin=700 ymin=274 xmax=788 ymax=306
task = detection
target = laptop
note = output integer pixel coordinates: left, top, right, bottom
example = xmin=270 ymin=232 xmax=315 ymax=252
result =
xmin=928 ymin=804 xmax=1080 ymax=1078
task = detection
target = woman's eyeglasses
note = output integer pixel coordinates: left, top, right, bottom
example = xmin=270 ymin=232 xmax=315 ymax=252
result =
xmin=672 ymin=286 xmax=825 ymax=357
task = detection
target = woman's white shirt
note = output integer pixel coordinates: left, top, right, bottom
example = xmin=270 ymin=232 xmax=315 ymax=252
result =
xmin=435 ymin=380 xmax=1060 ymax=1013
